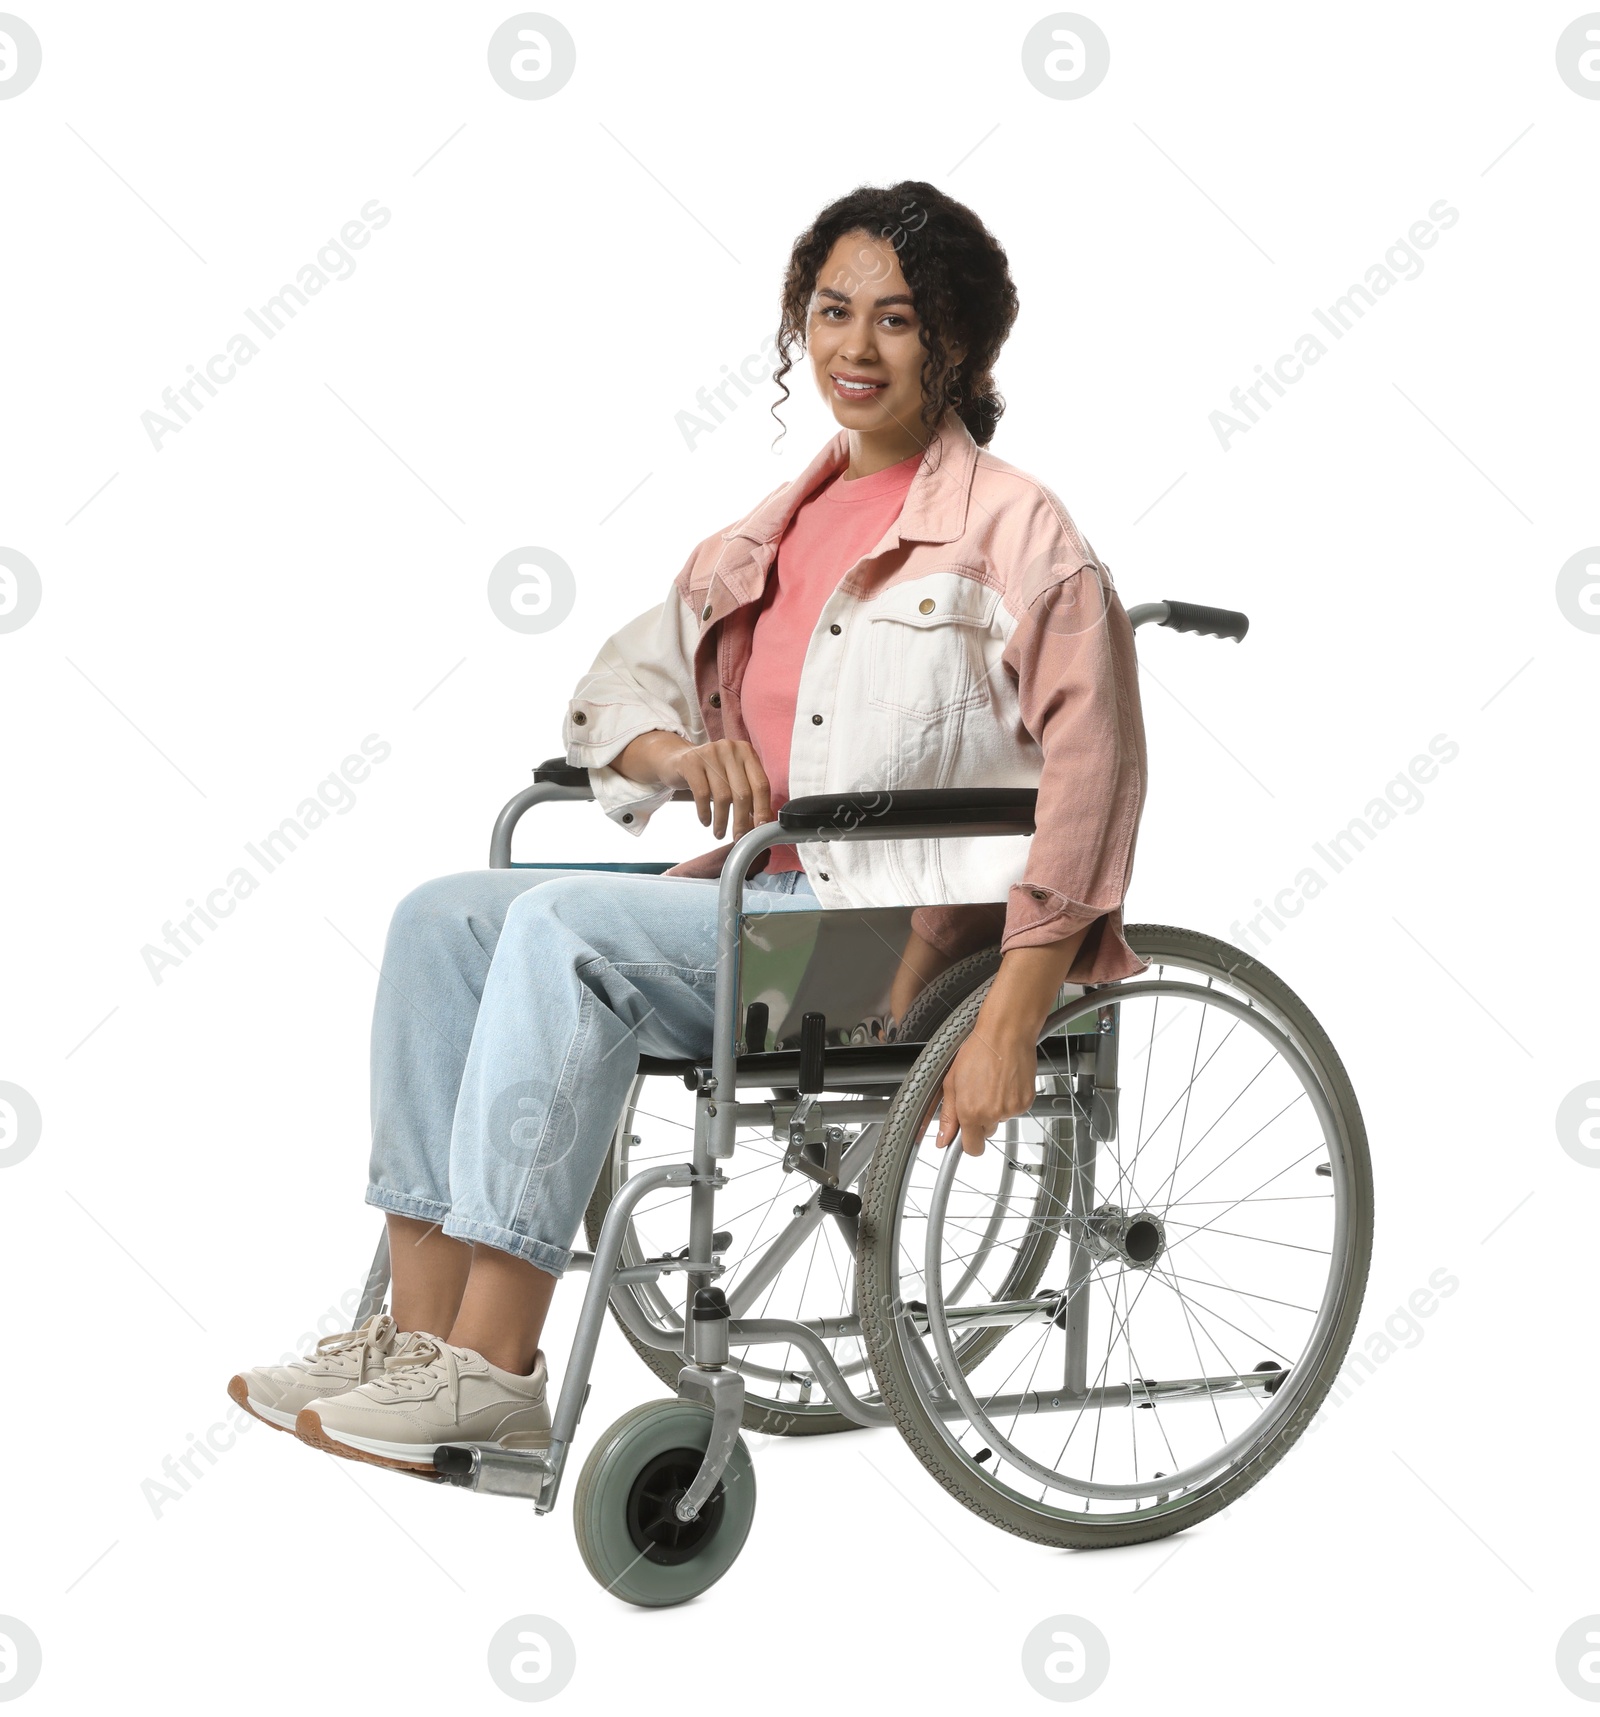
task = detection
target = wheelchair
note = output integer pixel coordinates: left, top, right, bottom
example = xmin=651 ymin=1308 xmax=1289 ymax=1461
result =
xmin=351 ymin=598 xmax=1373 ymax=1607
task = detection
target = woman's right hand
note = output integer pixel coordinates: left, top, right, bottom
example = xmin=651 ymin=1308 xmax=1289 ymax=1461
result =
xmin=617 ymin=732 xmax=773 ymax=842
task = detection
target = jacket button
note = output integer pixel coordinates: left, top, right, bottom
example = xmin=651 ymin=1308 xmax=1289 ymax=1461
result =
xmin=710 ymin=692 xmax=721 ymax=708
xmin=1030 ymin=888 xmax=1048 ymax=901
xmin=919 ymin=598 xmax=935 ymax=614
xmin=702 ymin=603 xmax=712 ymax=621
xmin=622 ymin=813 xmax=634 ymax=824
xmin=829 ymin=623 xmax=841 ymax=635
xmin=572 ymin=710 xmax=587 ymax=725
xmin=819 ymin=871 xmax=830 ymax=881
xmin=811 ymin=713 xmax=822 ymax=725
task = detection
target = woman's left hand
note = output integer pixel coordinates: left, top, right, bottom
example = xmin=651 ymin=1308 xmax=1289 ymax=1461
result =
xmin=932 ymin=929 xmax=1091 ymax=1155
xmin=934 ymin=1021 xmax=1040 ymax=1155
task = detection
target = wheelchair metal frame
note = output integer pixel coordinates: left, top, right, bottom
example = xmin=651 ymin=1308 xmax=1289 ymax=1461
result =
xmin=352 ymin=597 xmax=1268 ymax=1523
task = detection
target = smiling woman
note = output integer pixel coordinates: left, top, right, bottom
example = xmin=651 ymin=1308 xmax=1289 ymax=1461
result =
xmin=582 ymin=182 xmax=1144 ymax=1154
xmin=227 ymin=178 xmax=1150 ymax=1505
xmin=769 ymin=184 xmax=1019 ymax=465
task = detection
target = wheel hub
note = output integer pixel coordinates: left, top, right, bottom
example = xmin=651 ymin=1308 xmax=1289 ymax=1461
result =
xmin=625 ymin=1447 xmax=725 ymax=1565
xmin=1083 ymin=1203 xmax=1167 ymax=1270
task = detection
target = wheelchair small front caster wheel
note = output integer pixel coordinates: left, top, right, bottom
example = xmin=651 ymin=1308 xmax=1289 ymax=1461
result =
xmin=574 ymin=1400 xmax=756 ymax=1607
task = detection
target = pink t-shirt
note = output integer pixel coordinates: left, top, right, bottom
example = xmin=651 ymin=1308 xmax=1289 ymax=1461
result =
xmin=743 ymin=449 xmax=922 ymax=870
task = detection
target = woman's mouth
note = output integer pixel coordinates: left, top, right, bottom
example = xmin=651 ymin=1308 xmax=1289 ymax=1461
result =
xmin=831 ymin=373 xmax=887 ymax=401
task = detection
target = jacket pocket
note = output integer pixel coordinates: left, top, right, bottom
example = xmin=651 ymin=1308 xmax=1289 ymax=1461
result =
xmin=865 ymin=570 xmax=1000 ymax=719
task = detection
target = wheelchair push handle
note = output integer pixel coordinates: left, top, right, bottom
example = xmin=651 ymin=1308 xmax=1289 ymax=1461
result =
xmin=1128 ymin=599 xmax=1250 ymax=642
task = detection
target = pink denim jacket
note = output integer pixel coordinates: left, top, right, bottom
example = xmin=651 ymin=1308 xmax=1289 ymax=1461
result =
xmin=562 ymin=412 xmax=1149 ymax=984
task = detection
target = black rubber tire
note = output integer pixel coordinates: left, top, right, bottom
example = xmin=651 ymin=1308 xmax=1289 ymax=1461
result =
xmin=856 ymin=924 xmax=1374 ymax=1550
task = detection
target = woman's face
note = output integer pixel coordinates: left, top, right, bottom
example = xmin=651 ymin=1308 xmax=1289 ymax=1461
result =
xmin=806 ymin=228 xmax=963 ymax=438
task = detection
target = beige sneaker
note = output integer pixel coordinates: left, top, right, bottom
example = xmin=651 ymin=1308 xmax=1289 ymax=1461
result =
xmin=296 ymin=1332 xmax=552 ymax=1474
xmin=228 ymin=1313 xmax=404 ymax=1433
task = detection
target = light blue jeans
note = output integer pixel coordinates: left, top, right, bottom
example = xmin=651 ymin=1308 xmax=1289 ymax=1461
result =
xmin=366 ymin=865 xmax=818 ymax=1277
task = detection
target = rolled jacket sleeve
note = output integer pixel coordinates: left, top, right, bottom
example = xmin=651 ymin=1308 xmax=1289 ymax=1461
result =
xmin=563 ymin=574 xmax=706 ymax=838
xmin=999 ymin=560 xmax=1149 ymax=980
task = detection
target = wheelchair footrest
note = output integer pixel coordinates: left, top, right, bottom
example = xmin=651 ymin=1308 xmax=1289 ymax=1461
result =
xmin=432 ymin=1443 xmax=554 ymax=1502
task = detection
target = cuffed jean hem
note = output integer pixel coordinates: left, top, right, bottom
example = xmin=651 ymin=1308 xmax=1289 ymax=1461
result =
xmin=440 ymin=1212 xmax=572 ymax=1277
xmin=366 ymin=1186 xmax=453 ymax=1225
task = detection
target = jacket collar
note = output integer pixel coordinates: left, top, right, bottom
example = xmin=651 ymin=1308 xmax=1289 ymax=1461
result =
xmin=722 ymin=409 xmax=980 ymax=553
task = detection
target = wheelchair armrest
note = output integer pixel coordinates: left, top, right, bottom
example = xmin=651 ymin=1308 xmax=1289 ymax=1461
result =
xmin=533 ymin=755 xmax=593 ymax=789
xmin=533 ymin=754 xmax=693 ymax=799
xmin=779 ymin=787 xmax=1037 ymax=837
xmin=493 ymin=755 xmax=696 ymax=867
xmin=495 ymin=769 xmax=1034 ymax=870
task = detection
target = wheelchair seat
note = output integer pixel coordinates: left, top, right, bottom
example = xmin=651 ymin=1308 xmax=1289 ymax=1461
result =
xmin=638 ymin=1042 xmax=926 ymax=1086
xmin=637 ymin=1037 xmax=1078 ymax=1087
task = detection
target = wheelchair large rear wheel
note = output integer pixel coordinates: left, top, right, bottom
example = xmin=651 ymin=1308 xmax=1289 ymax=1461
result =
xmin=858 ymin=925 xmax=1372 ymax=1549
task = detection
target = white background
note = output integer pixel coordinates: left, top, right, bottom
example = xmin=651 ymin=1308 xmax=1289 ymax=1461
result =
xmin=2 ymin=1 xmax=1596 ymax=1710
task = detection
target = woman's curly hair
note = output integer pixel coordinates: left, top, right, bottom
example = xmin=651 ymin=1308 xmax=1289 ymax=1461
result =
xmin=770 ymin=180 xmax=1019 ymax=450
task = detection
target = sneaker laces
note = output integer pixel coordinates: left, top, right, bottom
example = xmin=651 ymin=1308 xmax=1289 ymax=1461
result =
xmin=364 ymin=1332 xmax=465 ymax=1412
xmin=307 ymin=1313 xmax=398 ymax=1372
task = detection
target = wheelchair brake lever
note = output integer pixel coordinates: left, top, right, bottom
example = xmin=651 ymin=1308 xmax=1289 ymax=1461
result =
xmin=782 ymin=1011 xmax=829 ymax=1168
xmin=786 ymin=1092 xmax=818 ymax=1148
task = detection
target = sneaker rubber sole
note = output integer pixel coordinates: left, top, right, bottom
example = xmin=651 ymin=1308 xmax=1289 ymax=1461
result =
xmin=227 ymin=1373 xmax=299 ymax=1434
xmin=295 ymin=1407 xmax=549 ymax=1476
